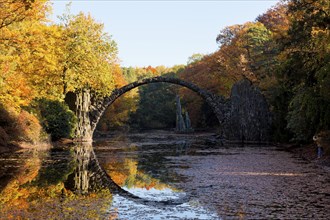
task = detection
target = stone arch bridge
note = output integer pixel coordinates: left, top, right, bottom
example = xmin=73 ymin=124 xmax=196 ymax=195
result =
xmin=70 ymin=76 xmax=271 ymax=143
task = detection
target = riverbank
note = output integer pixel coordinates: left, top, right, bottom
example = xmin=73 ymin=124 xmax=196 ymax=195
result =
xmin=0 ymin=141 xmax=53 ymax=154
xmin=283 ymin=143 xmax=330 ymax=171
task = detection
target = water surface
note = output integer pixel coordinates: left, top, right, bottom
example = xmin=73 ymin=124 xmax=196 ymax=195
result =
xmin=0 ymin=131 xmax=329 ymax=219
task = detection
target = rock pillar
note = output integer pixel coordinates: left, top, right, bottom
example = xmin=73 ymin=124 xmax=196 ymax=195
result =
xmin=75 ymin=89 xmax=92 ymax=142
xmin=223 ymin=79 xmax=272 ymax=142
xmin=176 ymin=95 xmax=186 ymax=132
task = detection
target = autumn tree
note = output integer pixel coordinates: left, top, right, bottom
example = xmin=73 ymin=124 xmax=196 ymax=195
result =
xmin=179 ymin=3 xmax=290 ymax=130
xmin=58 ymin=11 xmax=118 ymax=96
xmin=0 ymin=0 xmax=55 ymax=109
xmin=187 ymin=53 xmax=205 ymax=65
xmin=97 ymin=65 xmax=139 ymax=132
xmin=279 ymin=0 xmax=330 ymax=141
xmin=57 ymin=10 xmax=119 ymax=140
xmin=0 ymin=0 xmax=64 ymax=146
xmin=179 ymin=52 xmax=234 ymax=127
xmin=256 ymin=3 xmax=289 ymax=39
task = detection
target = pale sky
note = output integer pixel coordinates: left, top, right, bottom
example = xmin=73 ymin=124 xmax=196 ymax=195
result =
xmin=50 ymin=0 xmax=279 ymax=67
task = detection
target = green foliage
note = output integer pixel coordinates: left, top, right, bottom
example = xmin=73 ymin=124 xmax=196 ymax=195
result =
xmin=129 ymin=80 xmax=177 ymax=130
xmin=187 ymin=53 xmax=205 ymax=65
xmin=122 ymin=67 xmax=139 ymax=83
xmin=286 ymin=87 xmax=330 ymax=142
xmin=36 ymin=99 xmax=77 ymax=141
xmin=31 ymin=149 xmax=76 ymax=187
xmin=267 ymin=84 xmax=293 ymax=142
xmin=276 ymin=0 xmax=330 ymax=142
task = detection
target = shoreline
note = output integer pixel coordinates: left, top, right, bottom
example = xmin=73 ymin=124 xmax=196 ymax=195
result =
xmin=1 ymin=134 xmax=329 ymax=173
xmin=0 ymin=141 xmax=53 ymax=154
xmin=282 ymin=143 xmax=330 ymax=172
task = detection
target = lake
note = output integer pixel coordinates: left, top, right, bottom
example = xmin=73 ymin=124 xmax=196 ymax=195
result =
xmin=0 ymin=131 xmax=329 ymax=219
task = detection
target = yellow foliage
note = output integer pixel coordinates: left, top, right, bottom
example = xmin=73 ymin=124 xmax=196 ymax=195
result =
xmin=0 ymin=0 xmax=63 ymax=108
xmin=59 ymin=12 xmax=118 ymax=95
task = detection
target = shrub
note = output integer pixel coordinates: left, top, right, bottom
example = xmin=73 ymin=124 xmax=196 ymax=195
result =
xmin=0 ymin=105 xmax=42 ymax=145
xmin=37 ymin=99 xmax=77 ymax=141
xmin=16 ymin=110 xmax=42 ymax=144
xmin=287 ymin=87 xmax=330 ymax=142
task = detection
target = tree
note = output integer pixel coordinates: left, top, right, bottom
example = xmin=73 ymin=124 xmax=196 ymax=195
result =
xmin=57 ymin=9 xmax=119 ymax=140
xmin=129 ymin=81 xmax=177 ymax=130
xmin=58 ymin=11 xmax=118 ymax=96
xmin=0 ymin=0 xmax=48 ymax=29
xmin=280 ymin=0 xmax=330 ymax=141
xmin=97 ymin=65 xmax=139 ymax=132
xmin=256 ymin=3 xmax=289 ymax=39
xmin=0 ymin=0 xmax=55 ymax=109
xmin=216 ymin=22 xmax=274 ymax=83
xmin=187 ymin=53 xmax=205 ymax=65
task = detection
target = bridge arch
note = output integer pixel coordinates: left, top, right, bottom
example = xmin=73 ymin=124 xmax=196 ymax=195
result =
xmin=89 ymin=76 xmax=226 ymax=133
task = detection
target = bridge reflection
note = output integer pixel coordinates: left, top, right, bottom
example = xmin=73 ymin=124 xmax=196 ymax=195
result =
xmin=0 ymin=141 xmax=187 ymax=219
xmin=65 ymin=142 xmax=187 ymax=206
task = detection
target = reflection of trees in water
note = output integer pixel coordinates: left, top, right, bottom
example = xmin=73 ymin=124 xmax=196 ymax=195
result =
xmin=0 ymin=150 xmax=42 ymax=192
xmin=130 ymin=141 xmax=192 ymax=184
xmin=0 ymin=141 xmax=186 ymax=219
xmin=0 ymin=145 xmax=114 ymax=219
xmin=33 ymin=148 xmax=75 ymax=186
xmin=65 ymin=142 xmax=124 ymax=194
xmin=68 ymin=143 xmax=186 ymax=206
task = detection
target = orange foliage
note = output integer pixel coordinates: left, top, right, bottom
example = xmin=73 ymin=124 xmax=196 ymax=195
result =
xmin=0 ymin=0 xmax=58 ymax=109
xmin=179 ymin=52 xmax=237 ymax=126
xmin=112 ymin=64 xmax=127 ymax=88
xmin=144 ymin=65 xmax=158 ymax=75
xmin=0 ymin=106 xmax=42 ymax=146
xmin=103 ymin=157 xmax=170 ymax=190
xmin=257 ymin=3 xmax=289 ymax=39
xmin=16 ymin=110 xmax=42 ymax=144
xmin=0 ymin=0 xmax=49 ymax=29
xmin=0 ymin=153 xmax=41 ymax=213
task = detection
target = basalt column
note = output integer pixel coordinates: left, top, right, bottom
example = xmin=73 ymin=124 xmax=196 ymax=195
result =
xmin=223 ymin=79 xmax=272 ymax=143
xmin=176 ymin=95 xmax=186 ymax=132
xmin=75 ymin=89 xmax=92 ymax=142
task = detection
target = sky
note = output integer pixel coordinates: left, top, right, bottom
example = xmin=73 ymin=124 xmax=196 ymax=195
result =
xmin=50 ymin=0 xmax=279 ymax=67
